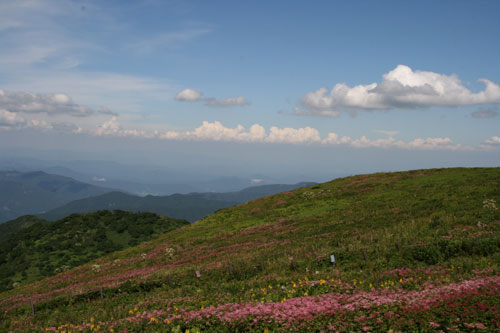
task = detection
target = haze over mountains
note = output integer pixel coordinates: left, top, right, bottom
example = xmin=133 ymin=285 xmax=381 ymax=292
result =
xmin=0 ymin=153 xmax=330 ymax=195
xmin=0 ymin=171 xmax=113 ymax=222
xmin=0 ymin=168 xmax=316 ymax=223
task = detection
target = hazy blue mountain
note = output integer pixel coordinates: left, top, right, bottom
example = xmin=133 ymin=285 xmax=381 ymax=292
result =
xmin=0 ymin=171 xmax=114 ymax=223
xmin=187 ymin=182 xmax=317 ymax=203
xmin=0 ymin=154 xmax=332 ymax=195
xmin=39 ymin=191 xmax=238 ymax=222
xmin=38 ymin=182 xmax=316 ymax=222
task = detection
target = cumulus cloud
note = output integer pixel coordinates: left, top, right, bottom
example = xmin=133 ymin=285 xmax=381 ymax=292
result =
xmin=299 ymin=65 xmax=500 ymax=117
xmin=83 ymin=119 xmax=472 ymax=151
xmin=185 ymin=121 xmax=266 ymax=142
xmin=0 ymin=109 xmax=26 ymax=129
xmin=471 ymin=106 xmax=499 ymax=119
xmin=0 ymin=89 xmax=105 ymax=117
xmin=94 ymin=116 xmax=154 ymax=138
xmin=0 ymin=108 xmax=83 ymax=133
xmin=175 ymin=88 xmax=250 ymax=107
xmin=483 ymin=136 xmax=500 ymax=146
xmin=266 ymin=126 xmax=321 ymax=144
xmin=175 ymin=88 xmax=203 ymax=102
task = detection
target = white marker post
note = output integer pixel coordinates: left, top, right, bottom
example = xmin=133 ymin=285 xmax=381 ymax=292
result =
xmin=330 ymin=254 xmax=336 ymax=268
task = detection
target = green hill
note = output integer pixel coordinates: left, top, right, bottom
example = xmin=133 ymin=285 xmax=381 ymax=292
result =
xmin=0 ymin=210 xmax=189 ymax=292
xmin=39 ymin=191 xmax=239 ymax=222
xmin=0 ymin=215 xmax=48 ymax=241
xmin=0 ymin=171 xmax=113 ymax=223
xmin=1 ymin=168 xmax=499 ymax=332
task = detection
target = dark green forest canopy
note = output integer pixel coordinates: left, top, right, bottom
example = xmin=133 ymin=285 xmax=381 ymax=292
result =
xmin=0 ymin=210 xmax=189 ymax=292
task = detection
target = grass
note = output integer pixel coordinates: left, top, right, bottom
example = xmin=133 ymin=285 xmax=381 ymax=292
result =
xmin=1 ymin=167 xmax=499 ymax=332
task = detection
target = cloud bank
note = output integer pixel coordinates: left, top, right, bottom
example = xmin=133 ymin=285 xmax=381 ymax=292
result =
xmin=90 ymin=119 xmax=500 ymax=152
xmin=175 ymin=88 xmax=250 ymax=107
xmin=1 ymin=111 xmax=498 ymax=152
xmin=298 ymin=65 xmax=500 ymax=117
xmin=0 ymin=89 xmax=119 ymax=118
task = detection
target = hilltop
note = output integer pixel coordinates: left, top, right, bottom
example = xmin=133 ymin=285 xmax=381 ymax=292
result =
xmin=1 ymin=168 xmax=499 ymax=332
xmin=0 ymin=210 xmax=189 ymax=292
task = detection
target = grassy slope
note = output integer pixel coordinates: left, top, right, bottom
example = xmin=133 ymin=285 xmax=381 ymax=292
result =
xmin=0 ymin=210 xmax=189 ymax=292
xmin=1 ymin=168 xmax=499 ymax=331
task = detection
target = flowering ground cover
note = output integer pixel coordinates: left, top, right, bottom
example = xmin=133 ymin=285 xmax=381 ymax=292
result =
xmin=1 ymin=168 xmax=499 ymax=331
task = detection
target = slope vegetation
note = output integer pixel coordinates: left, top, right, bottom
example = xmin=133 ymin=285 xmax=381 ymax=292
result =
xmin=0 ymin=215 xmax=47 ymax=241
xmin=0 ymin=210 xmax=189 ymax=292
xmin=1 ymin=168 xmax=499 ymax=331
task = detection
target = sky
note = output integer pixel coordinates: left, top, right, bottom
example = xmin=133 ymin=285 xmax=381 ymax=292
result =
xmin=0 ymin=0 xmax=499 ymax=181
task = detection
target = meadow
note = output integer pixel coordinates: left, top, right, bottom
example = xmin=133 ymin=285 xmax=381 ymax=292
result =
xmin=1 ymin=168 xmax=499 ymax=332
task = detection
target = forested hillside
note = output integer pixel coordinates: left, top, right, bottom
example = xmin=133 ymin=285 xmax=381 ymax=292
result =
xmin=0 ymin=210 xmax=189 ymax=291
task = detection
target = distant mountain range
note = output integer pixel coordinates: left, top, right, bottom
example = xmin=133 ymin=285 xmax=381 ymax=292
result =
xmin=0 ymin=155 xmax=323 ymax=195
xmin=0 ymin=170 xmax=316 ymax=223
xmin=0 ymin=171 xmax=113 ymax=222
xmin=38 ymin=191 xmax=238 ymax=222
xmin=39 ymin=182 xmax=316 ymax=222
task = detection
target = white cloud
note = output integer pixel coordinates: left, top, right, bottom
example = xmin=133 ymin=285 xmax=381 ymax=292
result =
xmin=0 ymin=89 xmax=97 ymax=117
xmin=396 ymin=137 xmax=460 ymax=150
xmin=60 ymin=118 xmax=473 ymax=151
xmin=266 ymin=126 xmax=321 ymax=144
xmin=185 ymin=121 xmax=266 ymax=142
xmin=483 ymin=136 xmax=500 ymax=146
xmin=175 ymin=88 xmax=250 ymax=108
xmin=175 ymin=89 xmax=203 ymax=102
xmin=94 ymin=116 xmax=155 ymax=138
xmin=299 ymin=65 xmax=500 ymax=116
xmin=0 ymin=109 xmax=83 ymax=133
xmin=0 ymin=109 xmax=26 ymax=129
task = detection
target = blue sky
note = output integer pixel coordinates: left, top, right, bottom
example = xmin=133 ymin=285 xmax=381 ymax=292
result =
xmin=0 ymin=0 xmax=499 ymax=179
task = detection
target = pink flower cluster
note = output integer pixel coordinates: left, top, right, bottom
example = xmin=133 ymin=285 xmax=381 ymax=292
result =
xmin=151 ymin=276 xmax=499 ymax=327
